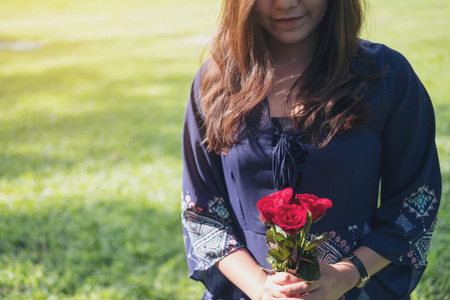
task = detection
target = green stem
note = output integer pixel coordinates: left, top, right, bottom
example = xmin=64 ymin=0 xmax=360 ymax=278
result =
xmin=299 ymin=224 xmax=306 ymax=247
xmin=302 ymin=211 xmax=313 ymax=249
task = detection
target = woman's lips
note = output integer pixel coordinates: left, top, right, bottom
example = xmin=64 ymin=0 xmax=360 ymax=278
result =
xmin=274 ymin=15 xmax=305 ymax=25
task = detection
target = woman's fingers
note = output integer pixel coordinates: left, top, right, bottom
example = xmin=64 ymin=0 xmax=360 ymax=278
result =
xmin=261 ymin=272 xmax=305 ymax=299
xmin=279 ymin=280 xmax=319 ymax=296
xmin=269 ymin=272 xmax=303 ymax=285
xmin=265 ymin=272 xmax=320 ymax=298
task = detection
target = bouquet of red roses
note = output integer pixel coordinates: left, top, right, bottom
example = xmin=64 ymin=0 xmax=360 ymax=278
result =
xmin=257 ymin=187 xmax=332 ymax=282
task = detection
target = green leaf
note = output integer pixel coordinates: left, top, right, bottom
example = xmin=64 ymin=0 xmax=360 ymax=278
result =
xmin=296 ymin=250 xmax=320 ymax=282
xmin=272 ymin=263 xmax=285 ymax=272
xmin=308 ymin=246 xmax=320 ymax=258
xmin=275 ymin=233 xmax=285 ymax=243
xmin=266 ymin=229 xmax=276 ymax=244
xmin=295 ymin=246 xmax=305 ymax=266
xmin=305 ymin=234 xmax=332 ymax=251
xmin=284 ymin=257 xmax=297 ymax=270
xmin=266 ymin=246 xmax=287 ymax=266
xmin=280 ymin=244 xmax=291 ymax=258
xmin=283 ymin=238 xmax=295 ymax=248
xmin=274 ymin=225 xmax=287 ymax=238
xmin=266 ymin=254 xmax=276 ymax=265
xmin=268 ymin=249 xmax=284 ymax=261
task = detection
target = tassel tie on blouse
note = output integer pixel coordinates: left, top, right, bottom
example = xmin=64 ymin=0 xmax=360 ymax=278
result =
xmin=272 ymin=130 xmax=309 ymax=191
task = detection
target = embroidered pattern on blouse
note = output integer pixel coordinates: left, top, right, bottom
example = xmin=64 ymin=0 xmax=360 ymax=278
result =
xmin=183 ymin=209 xmax=239 ymax=269
xmin=410 ymin=216 xmax=436 ymax=268
xmin=316 ymin=241 xmax=343 ymax=264
xmin=393 ymin=185 xmax=439 ymax=269
xmin=348 ymin=225 xmax=359 ymax=231
xmin=182 ymin=192 xmax=193 ymax=210
xmin=208 ymin=196 xmax=231 ymax=220
xmin=182 ymin=193 xmax=240 ymax=270
xmin=402 ymin=185 xmax=438 ymax=218
xmin=362 ymin=223 xmax=371 ymax=235
xmin=312 ymin=231 xmax=353 ymax=264
xmin=357 ymin=289 xmax=370 ymax=300
xmin=395 ymin=213 xmax=414 ymax=233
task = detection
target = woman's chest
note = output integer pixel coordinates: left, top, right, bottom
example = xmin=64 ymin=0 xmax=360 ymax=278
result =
xmin=221 ymin=90 xmax=391 ymax=231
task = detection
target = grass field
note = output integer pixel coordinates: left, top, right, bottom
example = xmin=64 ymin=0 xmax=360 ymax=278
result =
xmin=0 ymin=0 xmax=448 ymax=299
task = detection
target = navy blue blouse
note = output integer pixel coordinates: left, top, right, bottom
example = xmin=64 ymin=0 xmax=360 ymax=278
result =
xmin=181 ymin=41 xmax=441 ymax=300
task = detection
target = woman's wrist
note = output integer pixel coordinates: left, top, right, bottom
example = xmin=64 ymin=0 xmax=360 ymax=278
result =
xmin=333 ymin=259 xmax=361 ymax=291
xmin=216 ymin=248 xmax=268 ymax=300
xmin=253 ymin=281 xmax=265 ymax=300
xmin=250 ymin=273 xmax=267 ymax=300
xmin=334 ymin=246 xmax=391 ymax=291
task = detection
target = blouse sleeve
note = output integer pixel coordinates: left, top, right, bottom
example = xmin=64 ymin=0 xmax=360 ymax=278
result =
xmin=359 ymin=48 xmax=442 ymax=297
xmin=181 ymin=69 xmax=245 ymax=294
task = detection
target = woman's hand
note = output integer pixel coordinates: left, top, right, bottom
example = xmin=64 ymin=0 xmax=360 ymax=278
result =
xmin=260 ymin=272 xmax=303 ymax=299
xmin=274 ymin=261 xmax=360 ymax=300
xmin=259 ymin=247 xmax=390 ymax=299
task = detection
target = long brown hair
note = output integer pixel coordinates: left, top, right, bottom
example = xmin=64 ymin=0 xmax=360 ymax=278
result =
xmin=200 ymin=0 xmax=369 ymax=154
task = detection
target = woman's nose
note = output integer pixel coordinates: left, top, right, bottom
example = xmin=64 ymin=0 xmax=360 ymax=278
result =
xmin=274 ymin=0 xmax=298 ymax=10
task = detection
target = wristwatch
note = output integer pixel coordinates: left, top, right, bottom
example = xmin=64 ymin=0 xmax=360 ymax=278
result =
xmin=345 ymin=253 xmax=370 ymax=288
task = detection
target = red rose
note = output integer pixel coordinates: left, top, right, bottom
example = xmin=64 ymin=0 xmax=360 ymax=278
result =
xmin=274 ymin=187 xmax=294 ymax=204
xmin=274 ymin=204 xmax=307 ymax=235
xmin=294 ymin=194 xmax=332 ymax=222
xmin=257 ymin=188 xmax=293 ymax=225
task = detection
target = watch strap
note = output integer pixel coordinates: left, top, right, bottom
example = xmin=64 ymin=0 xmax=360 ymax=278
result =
xmin=345 ymin=253 xmax=370 ymax=288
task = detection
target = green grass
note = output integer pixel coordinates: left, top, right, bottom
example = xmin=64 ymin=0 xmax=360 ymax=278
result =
xmin=0 ymin=0 xmax=448 ymax=299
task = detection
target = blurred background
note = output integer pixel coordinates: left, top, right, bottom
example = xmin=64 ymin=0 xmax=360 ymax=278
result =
xmin=0 ymin=0 xmax=448 ymax=299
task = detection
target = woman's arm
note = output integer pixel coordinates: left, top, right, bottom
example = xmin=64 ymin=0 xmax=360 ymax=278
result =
xmin=182 ymin=69 xmax=247 ymax=295
xmin=216 ymin=248 xmax=268 ymax=300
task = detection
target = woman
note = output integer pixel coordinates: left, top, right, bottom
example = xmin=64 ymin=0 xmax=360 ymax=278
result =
xmin=181 ymin=0 xmax=441 ymax=299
